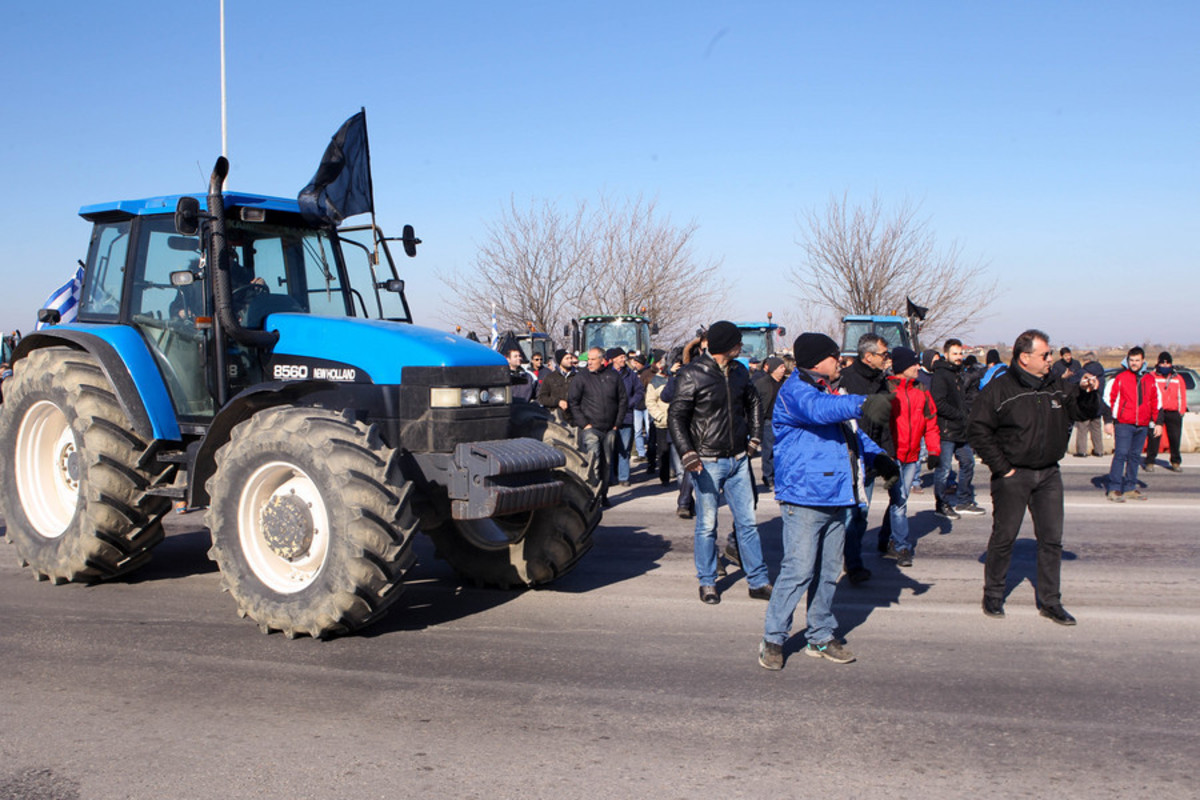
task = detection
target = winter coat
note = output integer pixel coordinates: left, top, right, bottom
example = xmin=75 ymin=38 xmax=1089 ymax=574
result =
xmin=886 ymin=375 xmax=941 ymax=463
xmin=1153 ymin=369 xmax=1188 ymax=415
xmin=667 ymin=353 xmax=762 ymax=459
xmin=838 ymin=358 xmax=890 ymax=453
xmin=537 ymin=368 xmax=575 ymax=424
xmin=979 ymin=363 xmax=1008 ymax=390
xmin=617 ymin=366 xmax=645 ymax=426
xmin=930 ymin=359 xmax=970 ymax=443
xmin=1103 ymin=368 xmax=1159 ymax=427
xmin=772 ymin=369 xmax=884 ymax=508
xmin=567 ymin=365 xmax=627 ymax=430
xmin=968 ymin=365 xmax=1100 ymax=477
xmin=752 ymin=370 xmax=783 ymax=421
xmin=645 ymin=375 xmax=670 ymax=429
xmin=510 ymin=368 xmax=535 ymax=403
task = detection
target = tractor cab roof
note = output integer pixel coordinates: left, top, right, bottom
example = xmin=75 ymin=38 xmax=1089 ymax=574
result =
xmin=79 ymin=193 xmax=302 ymax=223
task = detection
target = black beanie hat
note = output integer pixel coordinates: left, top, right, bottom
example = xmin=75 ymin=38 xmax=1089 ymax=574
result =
xmin=890 ymin=346 xmax=919 ymax=374
xmin=705 ymin=320 xmax=742 ymax=355
xmin=1158 ymin=351 xmax=1173 ymax=364
xmin=604 ymin=347 xmax=625 ymax=360
xmin=793 ymin=332 xmax=841 ymax=369
xmin=554 ymin=348 xmax=568 ymax=363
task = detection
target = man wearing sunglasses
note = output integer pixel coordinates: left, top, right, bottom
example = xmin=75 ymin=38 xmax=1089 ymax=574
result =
xmin=968 ymin=329 xmax=1100 ymax=626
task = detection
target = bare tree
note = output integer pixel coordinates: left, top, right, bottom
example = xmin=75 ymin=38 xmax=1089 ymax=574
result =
xmin=790 ymin=193 xmax=996 ymax=342
xmin=441 ymin=194 xmax=721 ymax=347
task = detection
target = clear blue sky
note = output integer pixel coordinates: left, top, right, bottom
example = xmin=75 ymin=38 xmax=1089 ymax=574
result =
xmin=2 ymin=1 xmax=1196 ymax=348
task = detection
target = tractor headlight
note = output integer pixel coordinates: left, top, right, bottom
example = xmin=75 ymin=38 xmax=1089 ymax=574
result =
xmin=430 ymin=386 xmax=511 ymax=408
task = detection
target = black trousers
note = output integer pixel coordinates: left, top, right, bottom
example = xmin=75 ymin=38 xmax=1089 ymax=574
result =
xmin=984 ymin=465 xmax=1064 ymax=608
xmin=1145 ymin=410 xmax=1184 ymax=467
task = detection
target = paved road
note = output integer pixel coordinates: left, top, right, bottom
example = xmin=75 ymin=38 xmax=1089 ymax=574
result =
xmin=1 ymin=453 xmax=1197 ymax=799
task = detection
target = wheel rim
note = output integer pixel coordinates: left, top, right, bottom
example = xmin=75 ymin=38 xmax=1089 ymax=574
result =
xmin=237 ymin=461 xmax=330 ymax=594
xmin=15 ymin=400 xmax=79 ymax=538
xmin=455 ymin=511 xmax=533 ymax=551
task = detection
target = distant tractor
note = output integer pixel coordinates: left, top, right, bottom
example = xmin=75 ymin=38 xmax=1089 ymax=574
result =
xmin=733 ymin=313 xmax=787 ymax=364
xmin=567 ymin=312 xmax=655 ymax=359
xmin=0 ymin=155 xmax=600 ymax=639
xmin=840 ymin=300 xmax=926 ymax=358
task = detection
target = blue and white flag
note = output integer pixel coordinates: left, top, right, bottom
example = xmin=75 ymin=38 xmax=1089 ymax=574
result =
xmin=35 ymin=265 xmax=86 ymax=330
xmin=490 ymin=302 xmax=499 ymax=348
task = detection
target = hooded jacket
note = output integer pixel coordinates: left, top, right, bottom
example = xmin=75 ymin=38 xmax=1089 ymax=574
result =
xmin=930 ymin=359 xmax=970 ymax=442
xmin=667 ymin=353 xmax=762 ymax=458
xmin=886 ymin=375 xmax=941 ymax=463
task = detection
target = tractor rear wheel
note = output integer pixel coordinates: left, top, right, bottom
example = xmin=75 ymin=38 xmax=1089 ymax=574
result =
xmin=0 ymin=347 xmax=170 ymax=582
xmin=205 ymin=407 xmax=417 ymax=638
xmin=426 ymin=403 xmax=600 ymax=588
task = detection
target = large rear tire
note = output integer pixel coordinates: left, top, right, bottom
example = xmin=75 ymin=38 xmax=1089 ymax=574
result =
xmin=205 ymin=407 xmax=417 ymax=638
xmin=426 ymin=403 xmax=601 ymax=588
xmin=0 ymin=347 xmax=170 ymax=582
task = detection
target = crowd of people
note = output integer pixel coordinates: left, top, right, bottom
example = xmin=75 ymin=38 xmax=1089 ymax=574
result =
xmin=499 ymin=325 xmax=1186 ymax=670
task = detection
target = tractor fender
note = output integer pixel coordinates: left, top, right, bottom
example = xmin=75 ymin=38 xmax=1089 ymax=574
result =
xmin=189 ymin=380 xmax=337 ymax=508
xmin=13 ymin=325 xmax=180 ymax=441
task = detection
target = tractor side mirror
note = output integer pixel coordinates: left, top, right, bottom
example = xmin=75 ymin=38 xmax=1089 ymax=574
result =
xmin=175 ymin=196 xmax=202 ymax=236
xmin=401 ymin=224 xmax=421 ymax=258
xmin=777 ymin=326 xmax=787 ymax=337
xmin=170 ymin=270 xmax=196 ymax=287
xmin=38 ymin=308 xmax=62 ymax=326
xmin=383 ymin=279 xmax=405 ymax=294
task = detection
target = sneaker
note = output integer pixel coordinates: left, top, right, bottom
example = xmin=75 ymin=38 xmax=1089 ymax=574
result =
xmin=935 ymin=502 xmax=960 ymax=520
xmin=1106 ymin=491 xmax=1124 ymax=503
xmin=846 ymin=567 xmax=871 ymax=585
xmin=896 ymin=548 xmax=913 ymax=567
xmin=1143 ymin=463 xmax=1155 ymax=472
xmin=955 ymin=502 xmax=986 ymax=516
xmin=1168 ymin=463 xmax=1183 ymax=473
xmin=699 ymin=585 xmax=720 ymax=605
xmin=758 ymin=639 xmax=784 ymax=670
xmin=804 ymin=639 xmax=856 ymax=664
xmin=1126 ymin=490 xmax=1148 ymax=501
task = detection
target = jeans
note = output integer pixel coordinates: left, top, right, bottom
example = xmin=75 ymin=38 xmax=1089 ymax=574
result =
xmin=984 ymin=466 xmax=1065 ymax=608
xmin=763 ymin=504 xmax=850 ymax=647
xmin=1074 ymin=417 xmax=1103 ymax=456
xmin=692 ymin=455 xmax=768 ymax=588
xmin=1108 ymin=423 xmax=1148 ymax=493
xmin=613 ymin=425 xmax=633 ymax=482
xmin=581 ymin=427 xmax=617 ymax=499
xmin=633 ymin=409 xmax=649 ymax=458
xmin=760 ymin=422 xmax=776 ymax=486
xmin=843 ymin=480 xmax=875 ymax=572
xmin=935 ymin=440 xmax=975 ymax=506
xmin=886 ymin=461 xmax=921 ymax=551
xmin=1146 ymin=410 xmax=1183 ymax=467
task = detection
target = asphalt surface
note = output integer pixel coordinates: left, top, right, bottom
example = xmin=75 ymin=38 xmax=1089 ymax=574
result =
xmin=1 ymin=452 xmax=1197 ymax=799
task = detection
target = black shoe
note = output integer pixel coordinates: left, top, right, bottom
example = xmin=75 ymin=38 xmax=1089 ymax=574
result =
xmin=1040 ymin=605 xmax=1077 ymax=626
xmin=896 ymin=548 xmax=913 ymax=568
xmin=699 ymin=585 xmax=720 ymax=605
xmin=758 ymin=639 xmax=784 ymax=670
xmin=877 ymin=532 xmax=890 ymax=554
xmin=1072 ymin=452 xmax=1086 ymax=458
xmin=763 ymin=479 xmax=774 ymax=492
xmin=676 ymin=506 xmax=692 ymax=519
xmin=619 ymin=480 xmax=631 ymax=487
xmin=935 ymin=502 xmax=960 ymax=520
xmin=982 ymin=597 xmax=1005 ymax=618
xmin=723 ymin=541 xmax=741 ymax=567
xmin=600 ymin=496 xmax=611 ymax=508
xmin=717 ymin=559 xmax=727 ymax=578
xmin=846 ymin=567 xmax=871 ymax=585
xmin=955 ymin=502 xmax=986 ymax=516
xmin=748 ymin=584 xmax=773 ymax=601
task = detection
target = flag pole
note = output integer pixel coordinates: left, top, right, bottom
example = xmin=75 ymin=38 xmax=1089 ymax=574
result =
xmin=220 ymin=0 xmax=228 ymax=161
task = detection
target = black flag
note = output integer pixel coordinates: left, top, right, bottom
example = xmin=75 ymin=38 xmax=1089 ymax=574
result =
xmin=298 ymin=110 xmax=374 ymax=227
xmin=905 ymin=296 xmax=928 ymax=321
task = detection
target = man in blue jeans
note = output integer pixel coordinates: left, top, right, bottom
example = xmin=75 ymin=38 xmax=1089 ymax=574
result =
xmin=931 ymin=338 xmax=986 ymax=519
xmin=758 ymin=333 xmax=896 ymax=670
xmin=668 ymin=321 xmax=771 ymax=605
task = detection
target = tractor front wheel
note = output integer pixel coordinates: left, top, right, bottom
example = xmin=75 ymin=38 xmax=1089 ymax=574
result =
xmin=205 ymin=407 xmax=417 ymax=638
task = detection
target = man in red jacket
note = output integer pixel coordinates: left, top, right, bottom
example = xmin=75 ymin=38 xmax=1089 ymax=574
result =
xmin=1103 ymin=347 xmax=1160 ymax=501
xmin=1145 ymin=351 xmax=1188 ymax=472
xmin=881 ymin=347 xmax=941 ymax=567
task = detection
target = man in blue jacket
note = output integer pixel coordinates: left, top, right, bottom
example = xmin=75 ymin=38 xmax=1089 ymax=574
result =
xmin=758 ymin=333 xmax=897 ymax=670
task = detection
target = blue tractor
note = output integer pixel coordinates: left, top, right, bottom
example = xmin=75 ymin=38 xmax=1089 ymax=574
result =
xmin=733 ymin=313 xmax=786 ymax=365
xmin=0 ymin=158 xmax=600 ymax=638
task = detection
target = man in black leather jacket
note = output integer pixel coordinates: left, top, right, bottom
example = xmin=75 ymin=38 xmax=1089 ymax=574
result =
xmin=668 ymin=321 xmax=771 ymax=605
xmin=568 ymin=347 xmax=627 ymax=507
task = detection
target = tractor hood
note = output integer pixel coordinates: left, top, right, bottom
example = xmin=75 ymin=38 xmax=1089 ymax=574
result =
xmin=268 ymin=315 xmax=507 ymax=384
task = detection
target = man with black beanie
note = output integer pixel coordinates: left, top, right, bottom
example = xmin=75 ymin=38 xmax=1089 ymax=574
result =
xmin=538 ymin=348 xmax=577 ymax=426
xmin=669 ymin=320 xmax=771 ymax=605
xmin=759 ymin=333 xmax=898 ymax=669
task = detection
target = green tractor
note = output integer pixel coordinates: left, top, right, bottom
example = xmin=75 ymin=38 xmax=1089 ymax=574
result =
xmin=0 ymin=155 xmax=600 ymax=638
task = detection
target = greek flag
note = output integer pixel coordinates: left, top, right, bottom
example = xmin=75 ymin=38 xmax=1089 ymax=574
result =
xmin=35 ymin=265 xmax=85 ymax=330
xmin=490 ymin=302 xmax=499 ymax=348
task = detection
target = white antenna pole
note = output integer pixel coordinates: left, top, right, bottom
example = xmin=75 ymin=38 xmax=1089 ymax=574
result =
xmin=220 ymin=0 xmax=228 ymax=160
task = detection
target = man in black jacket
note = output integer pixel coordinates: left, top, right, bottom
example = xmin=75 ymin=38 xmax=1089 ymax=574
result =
xmin=969 ymin=329 xmax=1100 ymax=625
xmin=538 ymin=348 xmax=576 ymax=426
xmin=931 ymin=338 xmax=984 ymax=519
xmin=669 ymin=321 xmax=770 ymax=605
xmin=568 ymin=347 xmax=627 ymax=507
xmin=753 ymin=356 xmax=787 ymax=492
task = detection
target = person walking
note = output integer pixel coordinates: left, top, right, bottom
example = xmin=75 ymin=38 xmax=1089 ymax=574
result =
xmin=1103 ymin=347 xmax=1159 ymax=501
xmin=668 ymin=320 xmax=771 ymax=605
xmin=1145 ymin=352 xmax=1187 ymax=472
xmin=969 ymin=329 xmax=1100 ymax=625
xmin=931 ymin=338 xmax=985 ymax=519
xmin=758 ymin=333 xmax=897 ymax=670
xmin=567 ymin=347 xmax=627 ymax=507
